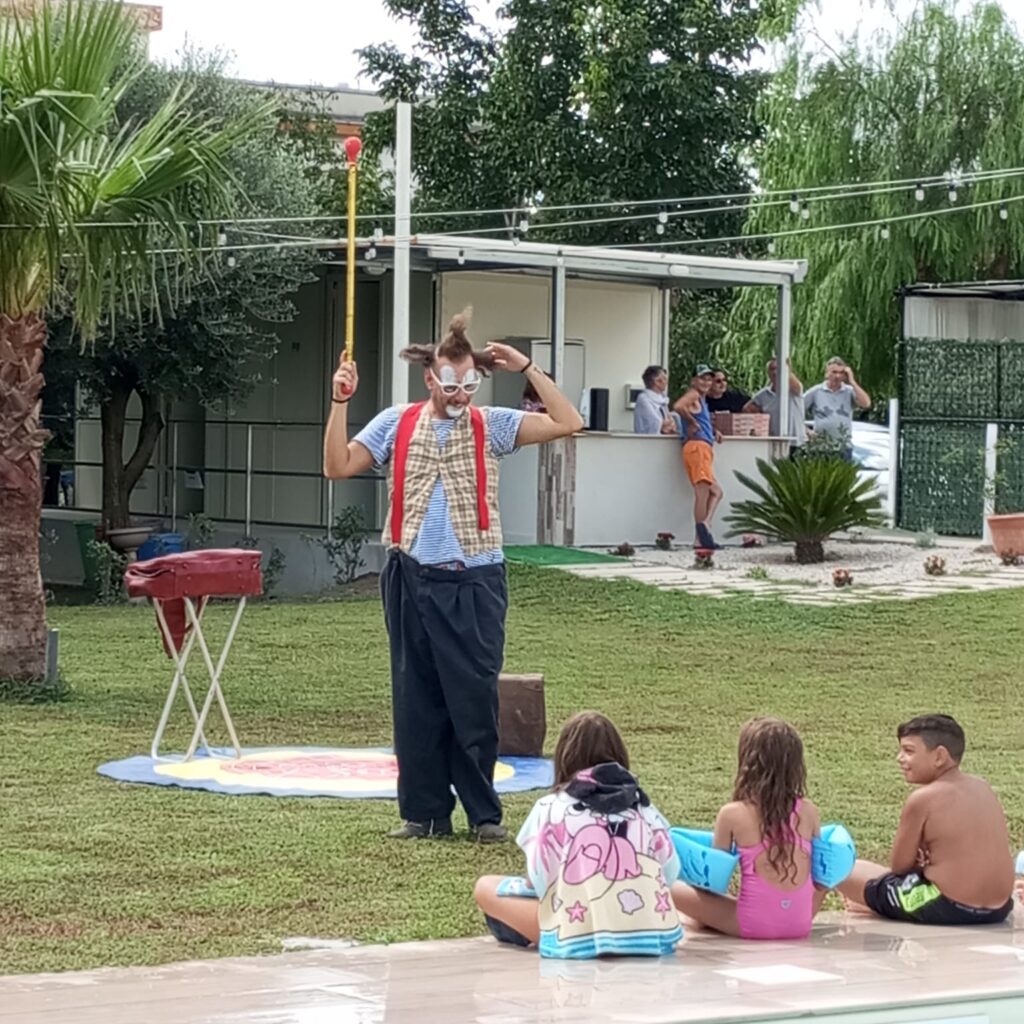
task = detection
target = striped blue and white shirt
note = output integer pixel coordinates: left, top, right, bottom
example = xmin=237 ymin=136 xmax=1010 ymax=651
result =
xmin=354 ymin=406 xmax=526 ymax=566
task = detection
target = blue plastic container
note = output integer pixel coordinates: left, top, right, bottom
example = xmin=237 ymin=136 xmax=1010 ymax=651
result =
xmin=136 ymin=532 xmax=185 ymax=562
xmin=811 ymin=823 xmax=857 ymax=889
xmin=670 ymin=827 xmax=739 ymax=894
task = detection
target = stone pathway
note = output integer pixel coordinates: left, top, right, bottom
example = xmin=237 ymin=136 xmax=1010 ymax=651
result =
xmin=556 ymin=560 xmax=1024 ymax=605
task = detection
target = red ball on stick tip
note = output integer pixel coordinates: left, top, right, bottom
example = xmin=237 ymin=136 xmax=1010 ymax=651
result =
xmin=344 ymin=136 xmax=363 ymax=164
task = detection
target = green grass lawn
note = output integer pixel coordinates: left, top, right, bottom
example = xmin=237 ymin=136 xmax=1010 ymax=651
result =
xmin=2 ymin=566 xmax=1024 ymax=974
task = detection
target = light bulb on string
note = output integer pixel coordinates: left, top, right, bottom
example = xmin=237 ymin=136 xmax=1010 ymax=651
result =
xmin=366 ymin=246 xmax=377 ymax=261
xmin=801 ymin=202 xmax=810 ymax=220
xmin=528 ymin=202 xmax=539 ymax=216
xmin=226 ymin=255 xmax=236 ymax=268
xmin=1000 ymin=203 xmax=1009 ymax=221
xmin=457 ymin=249 xmax=466 ymax=265
xmin=518 ymin=217 xmax=530 ymax=235
xmin=216 ymin=226 xmax=227 ymax=246
xmin=373 ymin=224 xmax=384 ymax=243
xmin=789 ymin=193 xmax=800 ymax=214
xmin=914 ymin=183 xmax=925 ymax=202
xmin=767 ymin=239 xmax=776 ymax=255
xmin=657 ymin=206 xmax=668 ymax=225
xmin=655 ymin=221 xmax=665 ymax=235
xmin=948 ymin=184 xmax=958 ymax=204
xmin=880 ymin=224 xmax=890 ymax=240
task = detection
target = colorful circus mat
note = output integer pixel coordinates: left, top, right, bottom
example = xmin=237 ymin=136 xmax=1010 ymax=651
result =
xmin=97 ymin=746 xmax=554 ymax=799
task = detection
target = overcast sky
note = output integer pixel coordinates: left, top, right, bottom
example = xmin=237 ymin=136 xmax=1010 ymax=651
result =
xmin=148 ymin=0 xmax=1024 ymax=89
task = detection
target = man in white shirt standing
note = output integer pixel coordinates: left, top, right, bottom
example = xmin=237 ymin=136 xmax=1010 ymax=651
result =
xmin=804 ymin=357 xmax=872 ymax=459
xmin=633 ymin=365 xmax=679 ymax=435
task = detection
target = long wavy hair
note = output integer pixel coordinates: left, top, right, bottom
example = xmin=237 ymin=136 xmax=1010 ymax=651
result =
xmin=400 ymin=307 xmax=498 ymax=373
xmin=733 ymin=717 xmax=807 ymax=883
xmin=553 ymin=711 xmax=630 ymax=788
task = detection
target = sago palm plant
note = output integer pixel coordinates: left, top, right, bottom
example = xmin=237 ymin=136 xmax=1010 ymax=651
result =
xmin=725 ymin=457 xmax=884 ymax=564
xmin=0 ymin=1 xmax=269 ymax=684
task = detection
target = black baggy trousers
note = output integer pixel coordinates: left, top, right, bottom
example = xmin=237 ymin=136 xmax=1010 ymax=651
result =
xmin=381 ymin=550 xmax=507 ymax=827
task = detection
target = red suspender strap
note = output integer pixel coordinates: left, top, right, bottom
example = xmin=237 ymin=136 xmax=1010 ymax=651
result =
xmin=469 ymin=406 xmax=490 ymax=531
xmin=390 ymin=402 xmax=426 ymax=544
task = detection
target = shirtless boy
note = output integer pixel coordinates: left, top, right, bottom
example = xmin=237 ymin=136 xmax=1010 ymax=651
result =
xmin=839 ymin=714 xmax=1014 ymax=925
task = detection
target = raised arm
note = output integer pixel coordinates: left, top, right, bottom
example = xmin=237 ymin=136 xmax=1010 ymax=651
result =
xmin=486 ymin=342 xmax=584 ymax=446
xmin=673 ymin=388 xmax=700 ymax=437
xmin=845 ymin=366 xmax=871 ymax=409
xmin=323 ymin=358 xmax=376 ymax=480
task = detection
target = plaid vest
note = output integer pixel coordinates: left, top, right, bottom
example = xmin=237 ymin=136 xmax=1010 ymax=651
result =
xmin=385 ymin=402 xmax=503 ymax=557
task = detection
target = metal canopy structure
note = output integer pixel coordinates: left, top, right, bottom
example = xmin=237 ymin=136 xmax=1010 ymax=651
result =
xmin=900 ymin=280 xmax=1024 ymax=302
xmin=407 ymin=233 xmax=807 ymax=290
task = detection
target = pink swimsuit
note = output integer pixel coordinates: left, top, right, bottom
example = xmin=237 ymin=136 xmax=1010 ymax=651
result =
xmin=735 ymin=799 xmax=814 ymax=940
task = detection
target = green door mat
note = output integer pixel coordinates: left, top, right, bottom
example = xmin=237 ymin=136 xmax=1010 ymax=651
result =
xmin=503 ymin=545 xmax=624 ymax=566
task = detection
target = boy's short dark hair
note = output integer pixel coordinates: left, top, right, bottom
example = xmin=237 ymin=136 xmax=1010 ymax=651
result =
xmin=897 ymin=714 xmax=965 ymax=763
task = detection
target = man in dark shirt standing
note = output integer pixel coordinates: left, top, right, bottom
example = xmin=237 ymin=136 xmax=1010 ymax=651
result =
xmin=706 ymin=368 xmax=750 ymax=414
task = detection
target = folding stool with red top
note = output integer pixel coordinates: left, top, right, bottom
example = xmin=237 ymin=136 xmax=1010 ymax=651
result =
xmin=124 ymin=549 xmax=262 ymax=761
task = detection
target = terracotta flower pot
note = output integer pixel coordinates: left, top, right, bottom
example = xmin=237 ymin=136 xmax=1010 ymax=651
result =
xmin=986 ymin=513 xmax=1024 ymax=558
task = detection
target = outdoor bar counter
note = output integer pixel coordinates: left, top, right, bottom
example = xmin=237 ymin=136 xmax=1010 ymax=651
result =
xmin=498 ymin=431 xmax=790 ymax=548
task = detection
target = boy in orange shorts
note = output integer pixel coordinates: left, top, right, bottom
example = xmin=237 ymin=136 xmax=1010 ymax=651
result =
xmin=674 ymin=365 xmax=722 ymax=550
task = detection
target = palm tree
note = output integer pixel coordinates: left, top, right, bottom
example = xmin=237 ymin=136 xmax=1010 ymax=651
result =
xmin=0 ymin=2 xmax=269 ymax=684
xmin=726 ymin=457 xmax=884 ymax=564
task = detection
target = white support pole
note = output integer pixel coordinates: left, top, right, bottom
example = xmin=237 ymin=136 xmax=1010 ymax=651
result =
xmin=983 ymin=421 xmax=999 ymax=545
xmin=660 ymin=288 xmax=672 ymax=369
xmin=245 ymin=423 xmax=253 ymax=538
xmin=551 ymin=262 xmax=566 ymax=386
xmin=775 ymin=281 xmax=793 ymax=440
xmin=170 ymin=422 xmax=179 ymax=531
xmin=391 ymin=101 xmax=412 ymax=407
xmin=887 ymin=397 xmax=900 ymax=527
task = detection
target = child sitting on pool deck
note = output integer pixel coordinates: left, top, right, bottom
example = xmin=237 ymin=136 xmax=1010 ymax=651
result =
xmin=671 ymin=717 xmax=826 ymax=940
xmin=474 ymin=711 xmax=682 ymax=958
xmin=839 ymin=714 xmax=1014 ymax=925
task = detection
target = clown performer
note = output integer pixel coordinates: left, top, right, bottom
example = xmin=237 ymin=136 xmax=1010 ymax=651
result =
xmin=323 ymin=310 xmax=584 ymax=841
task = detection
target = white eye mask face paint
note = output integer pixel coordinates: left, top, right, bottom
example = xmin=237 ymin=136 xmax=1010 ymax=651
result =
xmin=433 ymin=364 xmax=479 ymax=418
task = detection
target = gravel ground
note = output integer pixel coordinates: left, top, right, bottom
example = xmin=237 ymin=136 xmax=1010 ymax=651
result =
xmin=596 ymin=536 xmax=1009 ymax=587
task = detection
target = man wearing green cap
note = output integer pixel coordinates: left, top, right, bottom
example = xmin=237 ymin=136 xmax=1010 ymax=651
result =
xmin=674 ymin=365 xmax=722 ymax=549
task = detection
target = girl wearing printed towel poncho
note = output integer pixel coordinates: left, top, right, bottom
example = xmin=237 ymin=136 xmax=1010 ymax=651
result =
xmin=474 ymin=711 xmax=682 ymax=958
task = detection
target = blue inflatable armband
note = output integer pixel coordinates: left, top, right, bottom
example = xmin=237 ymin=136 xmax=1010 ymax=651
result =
xmin=812 ymin=823 xmax=856 ymax=889
xmin=669 ymin=827 xmax=739 ymax=894
xmin=496 ymin=875 xmax=538 ymax=899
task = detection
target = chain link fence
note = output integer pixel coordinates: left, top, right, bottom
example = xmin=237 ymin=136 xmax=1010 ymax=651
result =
xmin=898 ymin=338 xmax=1024 ymax=536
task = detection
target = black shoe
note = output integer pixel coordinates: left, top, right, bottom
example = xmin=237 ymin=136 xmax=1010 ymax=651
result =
xmin=470 ymin=822 xmax=509 ymax=843
xmin=387 ymin=818 xmax=453 ymax=839
xmin=695 ymin=523 xmax=714 ymax=549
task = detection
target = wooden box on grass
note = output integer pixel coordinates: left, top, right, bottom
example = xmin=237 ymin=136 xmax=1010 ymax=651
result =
xmin=498 ymin=673 xmax=546 ymax=758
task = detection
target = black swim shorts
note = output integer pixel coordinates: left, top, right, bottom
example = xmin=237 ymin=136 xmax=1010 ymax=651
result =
xmin=864 ymin=871 xmax=1012 ymax=926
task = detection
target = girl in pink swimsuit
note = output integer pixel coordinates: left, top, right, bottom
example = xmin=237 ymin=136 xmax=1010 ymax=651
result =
xmin=671 ymin=717 xmax=825 ymax=940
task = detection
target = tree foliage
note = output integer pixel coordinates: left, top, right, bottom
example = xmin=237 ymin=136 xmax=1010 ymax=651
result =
xmin=359 ymin=0 xmax=796 ymax=247
xmin=45 ymin=52 xmax=324 ymax=530
xmin=722 ymin=1 xmax=1024 ymax=400
xmin=1 ymin=1 xmax=272 ymax=682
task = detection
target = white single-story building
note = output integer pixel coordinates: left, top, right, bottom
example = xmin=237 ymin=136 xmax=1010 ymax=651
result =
xmin=44 ymin=235 xmax=806 ymax=593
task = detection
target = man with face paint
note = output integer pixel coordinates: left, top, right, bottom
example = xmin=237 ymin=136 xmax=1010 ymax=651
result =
xmin=323 ymin=310 xmax=584 ymax=841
